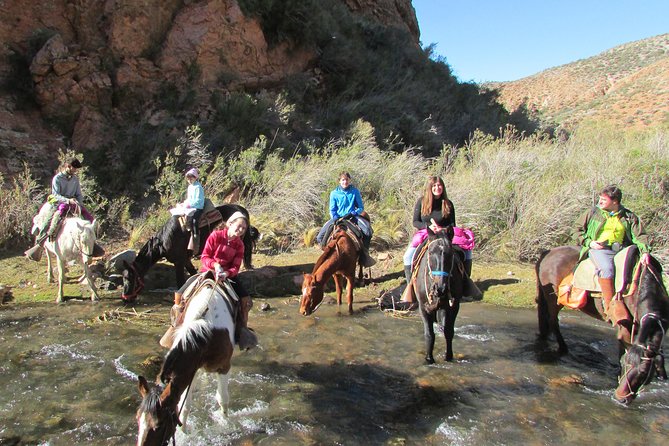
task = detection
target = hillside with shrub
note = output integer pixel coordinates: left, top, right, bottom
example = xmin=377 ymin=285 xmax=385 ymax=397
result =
xmin=490 ymin=33 xmax=669 ymax=131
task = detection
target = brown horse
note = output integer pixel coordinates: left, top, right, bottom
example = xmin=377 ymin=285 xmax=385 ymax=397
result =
xmin=300 ymin=225 xmax=359 ymax=316
xmin=536 ymin=245 xmax=669 ymax=404
xmin=136 ymin=277 xmax=236 ymax=445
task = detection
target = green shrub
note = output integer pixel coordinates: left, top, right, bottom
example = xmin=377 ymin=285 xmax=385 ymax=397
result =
xmin=0 ymin=165 xmax=45 ymax=249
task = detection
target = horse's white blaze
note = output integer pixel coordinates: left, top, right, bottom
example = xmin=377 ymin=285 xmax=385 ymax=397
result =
xmin=137 ymin=412 xmax=150 ymax=446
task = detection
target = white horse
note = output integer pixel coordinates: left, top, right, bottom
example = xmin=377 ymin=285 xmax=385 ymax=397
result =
xmin=32 ymin=204 xmax=100 ymax=303
xmin=136 ymin=275 xmax=237 ymax=445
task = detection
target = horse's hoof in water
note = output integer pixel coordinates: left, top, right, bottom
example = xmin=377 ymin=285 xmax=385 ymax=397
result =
xmin=425 ymin=356 xmax=435 ymax=365
xmin=444 ymin=354 xmax=454 ymax=362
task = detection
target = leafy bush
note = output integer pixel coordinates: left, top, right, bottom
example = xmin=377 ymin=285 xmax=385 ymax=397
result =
xmin=0 ymin=165 xmax=45 ymax=249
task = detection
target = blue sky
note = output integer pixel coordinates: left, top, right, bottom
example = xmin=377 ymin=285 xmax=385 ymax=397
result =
xmin=412 ymin=1 xmax=669 ymax=83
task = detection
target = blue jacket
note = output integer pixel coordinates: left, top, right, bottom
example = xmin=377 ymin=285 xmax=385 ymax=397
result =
xmin=329 ymin=185 xmax=363 ymax=220
xmin=186 ymin=181 xmax=205 ymax=210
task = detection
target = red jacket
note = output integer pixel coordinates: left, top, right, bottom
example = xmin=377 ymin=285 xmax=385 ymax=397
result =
xmin=200 ymin=229 xmax=245 ymax=278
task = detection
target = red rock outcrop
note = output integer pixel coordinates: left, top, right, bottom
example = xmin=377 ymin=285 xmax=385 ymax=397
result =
xmin=0 ymin=0 xmax=419 ymax=178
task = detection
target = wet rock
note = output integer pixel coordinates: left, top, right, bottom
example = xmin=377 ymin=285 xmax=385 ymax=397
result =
xmin=260 ymin=302 xmax=271 ymax=311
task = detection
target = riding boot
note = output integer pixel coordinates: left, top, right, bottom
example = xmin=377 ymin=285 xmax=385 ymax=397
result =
xmin=404 ymin=265 xmax=412 ymax=285
xmin=25 ymin=226 xmax=48 ymax=261
xmin=463 ymin=259 xmax=473 ymax=277
xmin=599 ymin=277 xmax=629 ymax=325
xmin=359 ymin=247 xmax=376 ymax=268
xmin=159 ymin=292 xmax=184 ymax=349
xmin=402 ymin=266 xmax=414 ymax=302
xmin=235 ymin=296 xmax=257 ymax=350
xmin=46 ymin=212 xmax=63 ymax=241
xmin=192 ymin=224 xmax=200 ymax=254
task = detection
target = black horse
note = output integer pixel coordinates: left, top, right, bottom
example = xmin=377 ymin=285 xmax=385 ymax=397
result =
xmin=536 ymin=246 xmax=669 ymax=404
xmin=414 ymin=229 xmax=465 ymax=363
xmin=122 ymin=204 xmax=258 ymax=302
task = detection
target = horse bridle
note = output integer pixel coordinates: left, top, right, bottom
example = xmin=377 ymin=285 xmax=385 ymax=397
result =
xmin=423 ymin=238 xmax=456 ymax=307
xmin=617 ymin=312 xmax=666 ymax=400
xmin=123 ymin=262 xmax=145 ymax=301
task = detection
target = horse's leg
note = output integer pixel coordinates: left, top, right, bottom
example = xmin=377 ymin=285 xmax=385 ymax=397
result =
xmin=536 ymin=284 xmax=550 ymax=340
xmin=442 ymin=302 xmax=460 ymax=362
xmin=46 ymin=248 xmax=54 ymax=283
xmin=541 ymin=284 xmax=568 ymax=354
xmin=215 ymin=372 xmax=231 ymax=416
xmin=422 ymin=311 xmax=436 ymax=364
xmin=56 ymin=254 xmax=65 ymax=303
xmin=175 ymin=261 xmax=187 ymax=288
xmin=333 ymin=274 xmax=342 ymax=308
xmin=178 ymin=370 xmax=200 ymax=433
xmin=185 ymin=259 xmax=197 ymax=276
xmin=81 ymin=261 xmax=99 ymax=301
xmin=654 ymin=354 xmax=667 ymax=380
xmin=345 ymin=274 xmax=354 ymax=315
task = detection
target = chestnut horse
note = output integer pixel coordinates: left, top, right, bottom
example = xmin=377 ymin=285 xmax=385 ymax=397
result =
xmin=300 ymin=225 xmax=359 ymax=316
xmin=122 ymin=204 xmax=258 ymax=302
xmin=413 ymin=230 xmax=465 ymax=363
xmin=536 ymin=246 xmax=669 ymax=404
xmin=136 ymin=276 xmax=236 ymax=445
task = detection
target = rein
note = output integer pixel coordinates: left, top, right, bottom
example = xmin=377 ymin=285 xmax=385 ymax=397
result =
xmin=421 ymin=239 xmax=455 ymax=307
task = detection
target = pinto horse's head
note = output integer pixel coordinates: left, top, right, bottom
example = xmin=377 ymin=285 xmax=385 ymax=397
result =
xmin=136 ymin=376 xmax=179 ymax=446
xmin=300 ymin=273 xmax=324 ymax=316
xmin=122 ymin=261 xmax=143 ymax=303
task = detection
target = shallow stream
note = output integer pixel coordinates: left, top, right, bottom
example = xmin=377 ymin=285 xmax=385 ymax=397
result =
xmin=1 ymin=287 xmax=669 ymax=445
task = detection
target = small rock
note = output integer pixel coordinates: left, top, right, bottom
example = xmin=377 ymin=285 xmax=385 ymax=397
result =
xmin=507 ymin=271 xmax=514 ymax=276
xmin=260 ymin=303 xmax=271 ymax=311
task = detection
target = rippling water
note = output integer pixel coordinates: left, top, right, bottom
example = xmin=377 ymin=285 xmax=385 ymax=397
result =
xmin=1 ymin=294 xmax=668 ymax=445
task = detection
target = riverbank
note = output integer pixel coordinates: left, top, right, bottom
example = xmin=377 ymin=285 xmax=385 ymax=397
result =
xmin=0 ymin=246 xmax=537 ymax=309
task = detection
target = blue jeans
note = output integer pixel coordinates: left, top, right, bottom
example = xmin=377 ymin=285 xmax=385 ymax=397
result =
xmin=588 ymin=248 xmax=616 ymax=278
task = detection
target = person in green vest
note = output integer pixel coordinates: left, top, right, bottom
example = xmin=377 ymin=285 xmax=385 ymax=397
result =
xmin=574 ymin=185 xmax=651 ymax=325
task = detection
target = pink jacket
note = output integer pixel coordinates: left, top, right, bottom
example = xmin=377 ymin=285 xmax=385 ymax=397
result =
xmin=200 ymin=229 xmax=245 ymax=278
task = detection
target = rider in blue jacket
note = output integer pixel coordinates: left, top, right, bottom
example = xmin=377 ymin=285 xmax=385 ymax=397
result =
xmin=316 ymin=171 xmax=374 ymax=267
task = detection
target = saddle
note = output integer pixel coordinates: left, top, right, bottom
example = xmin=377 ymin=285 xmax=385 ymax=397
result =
xmin=322 ymin=217 xmax=364 ymax=250
xmin=159 ymin=271 xmax=240 ymax=348
xmin=178 ymin=199 xmax=223 ymax=232
xmin=558 ymin=245 xmax=639 ymax=309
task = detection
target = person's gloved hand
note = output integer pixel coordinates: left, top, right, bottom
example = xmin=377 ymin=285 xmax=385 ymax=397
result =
xmin=214 ymin=264 xmax=228 ymax=280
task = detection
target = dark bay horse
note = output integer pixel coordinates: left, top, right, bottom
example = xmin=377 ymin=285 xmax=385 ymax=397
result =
xmin=413 ymin=230 xmax=465 ymax=363
xmin=136 ymin=276 xmax=236 ymax=445
xmin=536 ymin=245 xmax=669 ymax=404
xmin=300 ymin=225 xmax=359 ymax=316
xmin=122 ymin=204 xmax=258 ymax=302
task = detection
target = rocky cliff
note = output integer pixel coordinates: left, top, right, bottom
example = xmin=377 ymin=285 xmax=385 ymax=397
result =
xmin=0 ymin=0 xmax=419 ymax=178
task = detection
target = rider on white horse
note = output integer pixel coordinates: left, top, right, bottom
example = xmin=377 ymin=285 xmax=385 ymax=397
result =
xmin=25 ymin=158 xmax=102 ymax=261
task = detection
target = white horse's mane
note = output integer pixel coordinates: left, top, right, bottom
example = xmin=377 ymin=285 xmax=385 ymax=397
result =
xmin=172 ymin=280 xmax=235 ymax=351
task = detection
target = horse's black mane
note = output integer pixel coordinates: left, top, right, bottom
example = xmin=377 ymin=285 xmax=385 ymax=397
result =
xmin=139 ymin=385 xmax=162 ymax=417
xmin=134 ymin=217 xmax=181 ymax=275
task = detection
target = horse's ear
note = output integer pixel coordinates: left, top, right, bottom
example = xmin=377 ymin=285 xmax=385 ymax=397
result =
xmin=138 ymin=376 xmax=150 ymax=397
xmin=445 ymin=226 xmax=454 ymax=241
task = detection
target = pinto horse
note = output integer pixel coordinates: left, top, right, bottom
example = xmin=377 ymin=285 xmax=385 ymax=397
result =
xmin=536 ymin=246 xmax=669 ymax=404
xmin=122 ymin=204 xmax=258 ymax=302
xmin=413 ymin=230 xmax=465 ymax=363
xmin=300 ymin=225 xmax=360 ymax=316
xmin=136 ymin=275 xmax=236 ymax=445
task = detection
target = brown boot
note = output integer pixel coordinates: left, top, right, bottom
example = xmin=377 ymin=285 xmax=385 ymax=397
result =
xmin=236 ymin=296 xmax=257 ymax=350
xmin=599 ymin=277 xmax=629 ymax=325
